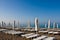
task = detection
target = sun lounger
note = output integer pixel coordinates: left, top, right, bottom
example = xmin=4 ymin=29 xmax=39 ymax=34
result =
xmin=48 ymin=31 xmax=53 ymax=34
xmin=21 ymin=33 xmax=34 ymax=37
xmin=39 ymin=31 xmax=48 ymax=33
xmin=0 ymin=29 xmax=7 ymax=31
xmin=57 ymin=30 xmax=60 ymax=32
xmin=4 ymin=30 xmax=24 ymax=34
xmin=53 ymin=32 xmax=59 ymax=34
xmin=29 ymin=30 xmax=35 ymax=31
xmin=43 ymin=37 xmax=56 ymax=40
xmin=48 ymin=31 xmax=59 ymax=34
xmin=23 ymin=29 xmax=30 ymax=31
xmin=26 ymin=34 xmax=39 ymax=38
xmin=33 ymin=35 xmax=47 ymax=40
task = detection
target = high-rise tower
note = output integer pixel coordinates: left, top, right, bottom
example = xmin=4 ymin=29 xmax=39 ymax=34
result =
xmin=2 ymin=21 xmax=3 ymax=27
xmin=45 ymin=24 xmax=47 ymax=28
xmin=53 ymin=22 xmax=55 ymax=29
xmin=35 ymin=17 xmax=38 ymax=31
xmin=13 ymin=20 xmax=15 ymax=30
xmin=57 ymin=24 xmax=58 ymax=29
xmin=27 ymin=20 xmax=30 ymax=28
xmin=48 ymin=19 xmax=50 ymax=29
xmin=18 ymin=20 xmax=20 ymax=28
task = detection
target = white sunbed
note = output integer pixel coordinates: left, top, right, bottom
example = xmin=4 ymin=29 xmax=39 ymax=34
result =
xmin=29 ymin=29 xmax=35 ymax=31
xmin=43 ymin=37 xmax=55 ymax=40
xmin=48 ymin=31 xmax=59 ymax=34
xmin=26 ymin=34 xmax=39 ymax=38
xmin=53 ymin=32 xmax=59 ymax=34
xmin=33 ymin=35 xmax=47 ymax=40
xmin=48 ymin=31 xmax=53 ymax=34
xmin=24 ymin=29 xmax=30 ymax=31
xmin=14 ymin=28 xmax=20 ymax=30
xmin=39 ymin=31 xmax=48 ymax=33
xmin=57 ymin=30 xmax=60 ymax=32
xmin=0 ymin=29 xmax=7 ymax=31
xmin=21 ymin=33 xmax=34 ymax=37
xmin=4 ymin=30 xmax=24 ymax=34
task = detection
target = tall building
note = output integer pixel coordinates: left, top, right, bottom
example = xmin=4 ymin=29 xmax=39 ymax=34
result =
xmin=53 ymin=22 xmax=55 ymax=29
xmin=57 ymin=24 xmax=58 ymax=29
xmin=27 ymin=20 xmax=30 ymax=28
xmin=2 ymin=21 xmax=4 ymax=27
xmin=18 ymin=21 xmax=20 ymax=28
xmin=14 ymin=20 xmax=15 ymax=27
xmin=45 ymin=24 xmax=47 ymax=28
xmin=0 ymin=23 xmax=1 ymax=27
xmin=4 ymin=22 xmax=6 ymax=27
xmin=13 ymin=20 xmax=15 ymax=30
xmin=48 ymin=19 xmax=50 ymax=29
xmin=35 ymin=17 xmax=38 ymax=31
xmin=8 ymin=22 xmax=12 ymax=27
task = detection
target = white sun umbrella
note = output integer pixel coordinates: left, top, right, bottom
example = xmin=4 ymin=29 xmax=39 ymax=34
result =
xmin=35 ymin=17 xmax=38 ymax=32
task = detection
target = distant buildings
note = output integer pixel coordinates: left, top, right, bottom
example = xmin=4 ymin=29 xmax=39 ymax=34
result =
xmin=0 ymin=18 xmax=59 ymax=29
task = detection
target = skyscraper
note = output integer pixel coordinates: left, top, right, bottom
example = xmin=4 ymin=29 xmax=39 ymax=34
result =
xmin=4 ymin=22 xmax=6 ymax=27
xmin=35 ymin=17 xmax=38 ymax=31
xmin=14 ymin=20 xmax=15 ymax=27
xmin=2 ymin=21 xmax=3 ymax=27
xmin=45 ymin=24 xmax=47 ymax=28
xmin=53 ymin=22 xmax=55 ymax=29
xmin=0 ymin=23 xmax=1 ymax=27
xmin=48 ymin=19 xmax=50 ymax=29
xmin=57 ymin=24 xmax=58 ymax=29
xmin=27 ymin=20 xmax=30 ymax=28
xmin=18 ymin=20 xmax=20 ymax=28
xmin=13 ymin=20 xmax=15 ymax=30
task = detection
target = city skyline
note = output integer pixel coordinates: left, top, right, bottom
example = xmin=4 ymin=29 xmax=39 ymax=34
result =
xmin=0 ymin=0 xmax=60 ymax=23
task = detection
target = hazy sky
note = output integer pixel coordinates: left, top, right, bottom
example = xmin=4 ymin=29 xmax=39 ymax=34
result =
xmin=0 ymin=0 xmax=60 ymax=23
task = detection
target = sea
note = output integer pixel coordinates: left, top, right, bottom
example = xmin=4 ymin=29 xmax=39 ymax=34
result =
xmin=18 ymin=23 xmax=60 ymax=28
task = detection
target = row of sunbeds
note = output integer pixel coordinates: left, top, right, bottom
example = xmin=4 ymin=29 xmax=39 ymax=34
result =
xmin=21 ymin=33 xmax=56 ymax=40
xmin=0 ymin=29 xmax=59 ymax=35
xmin=0 ymin=29 xmax=59 ymax=40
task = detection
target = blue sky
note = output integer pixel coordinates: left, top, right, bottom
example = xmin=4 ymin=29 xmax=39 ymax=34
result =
xmin=0 ymin=0 xmax=60 ymax=23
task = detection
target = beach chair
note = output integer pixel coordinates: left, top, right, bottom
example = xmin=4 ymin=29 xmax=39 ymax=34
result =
xmin=0 ymin=29 xmax=7 ymax=31
xmin=53 ymin=32 xmax=59 ymax=35
xmin=39 ymin=30 xmax=48 ymax=34
xmin=39 ymin=31 xmax=48 ymax=33
xmin=26 ymin=34 xmax=39 ymax=38
xmin=4 ymin=30 xmax=24 ymax=35
xmin=48 ymin=31 xmax=53 ymax=34
xmin=21 ymin=33 xmax=34 ymax=37
xmin=43 ymin=37 xmax=56 ymax=40
xmin=33 ymin=35 xmax=47 ymax=40
xmin=48 ymin=31 xmax=59 ymax=35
